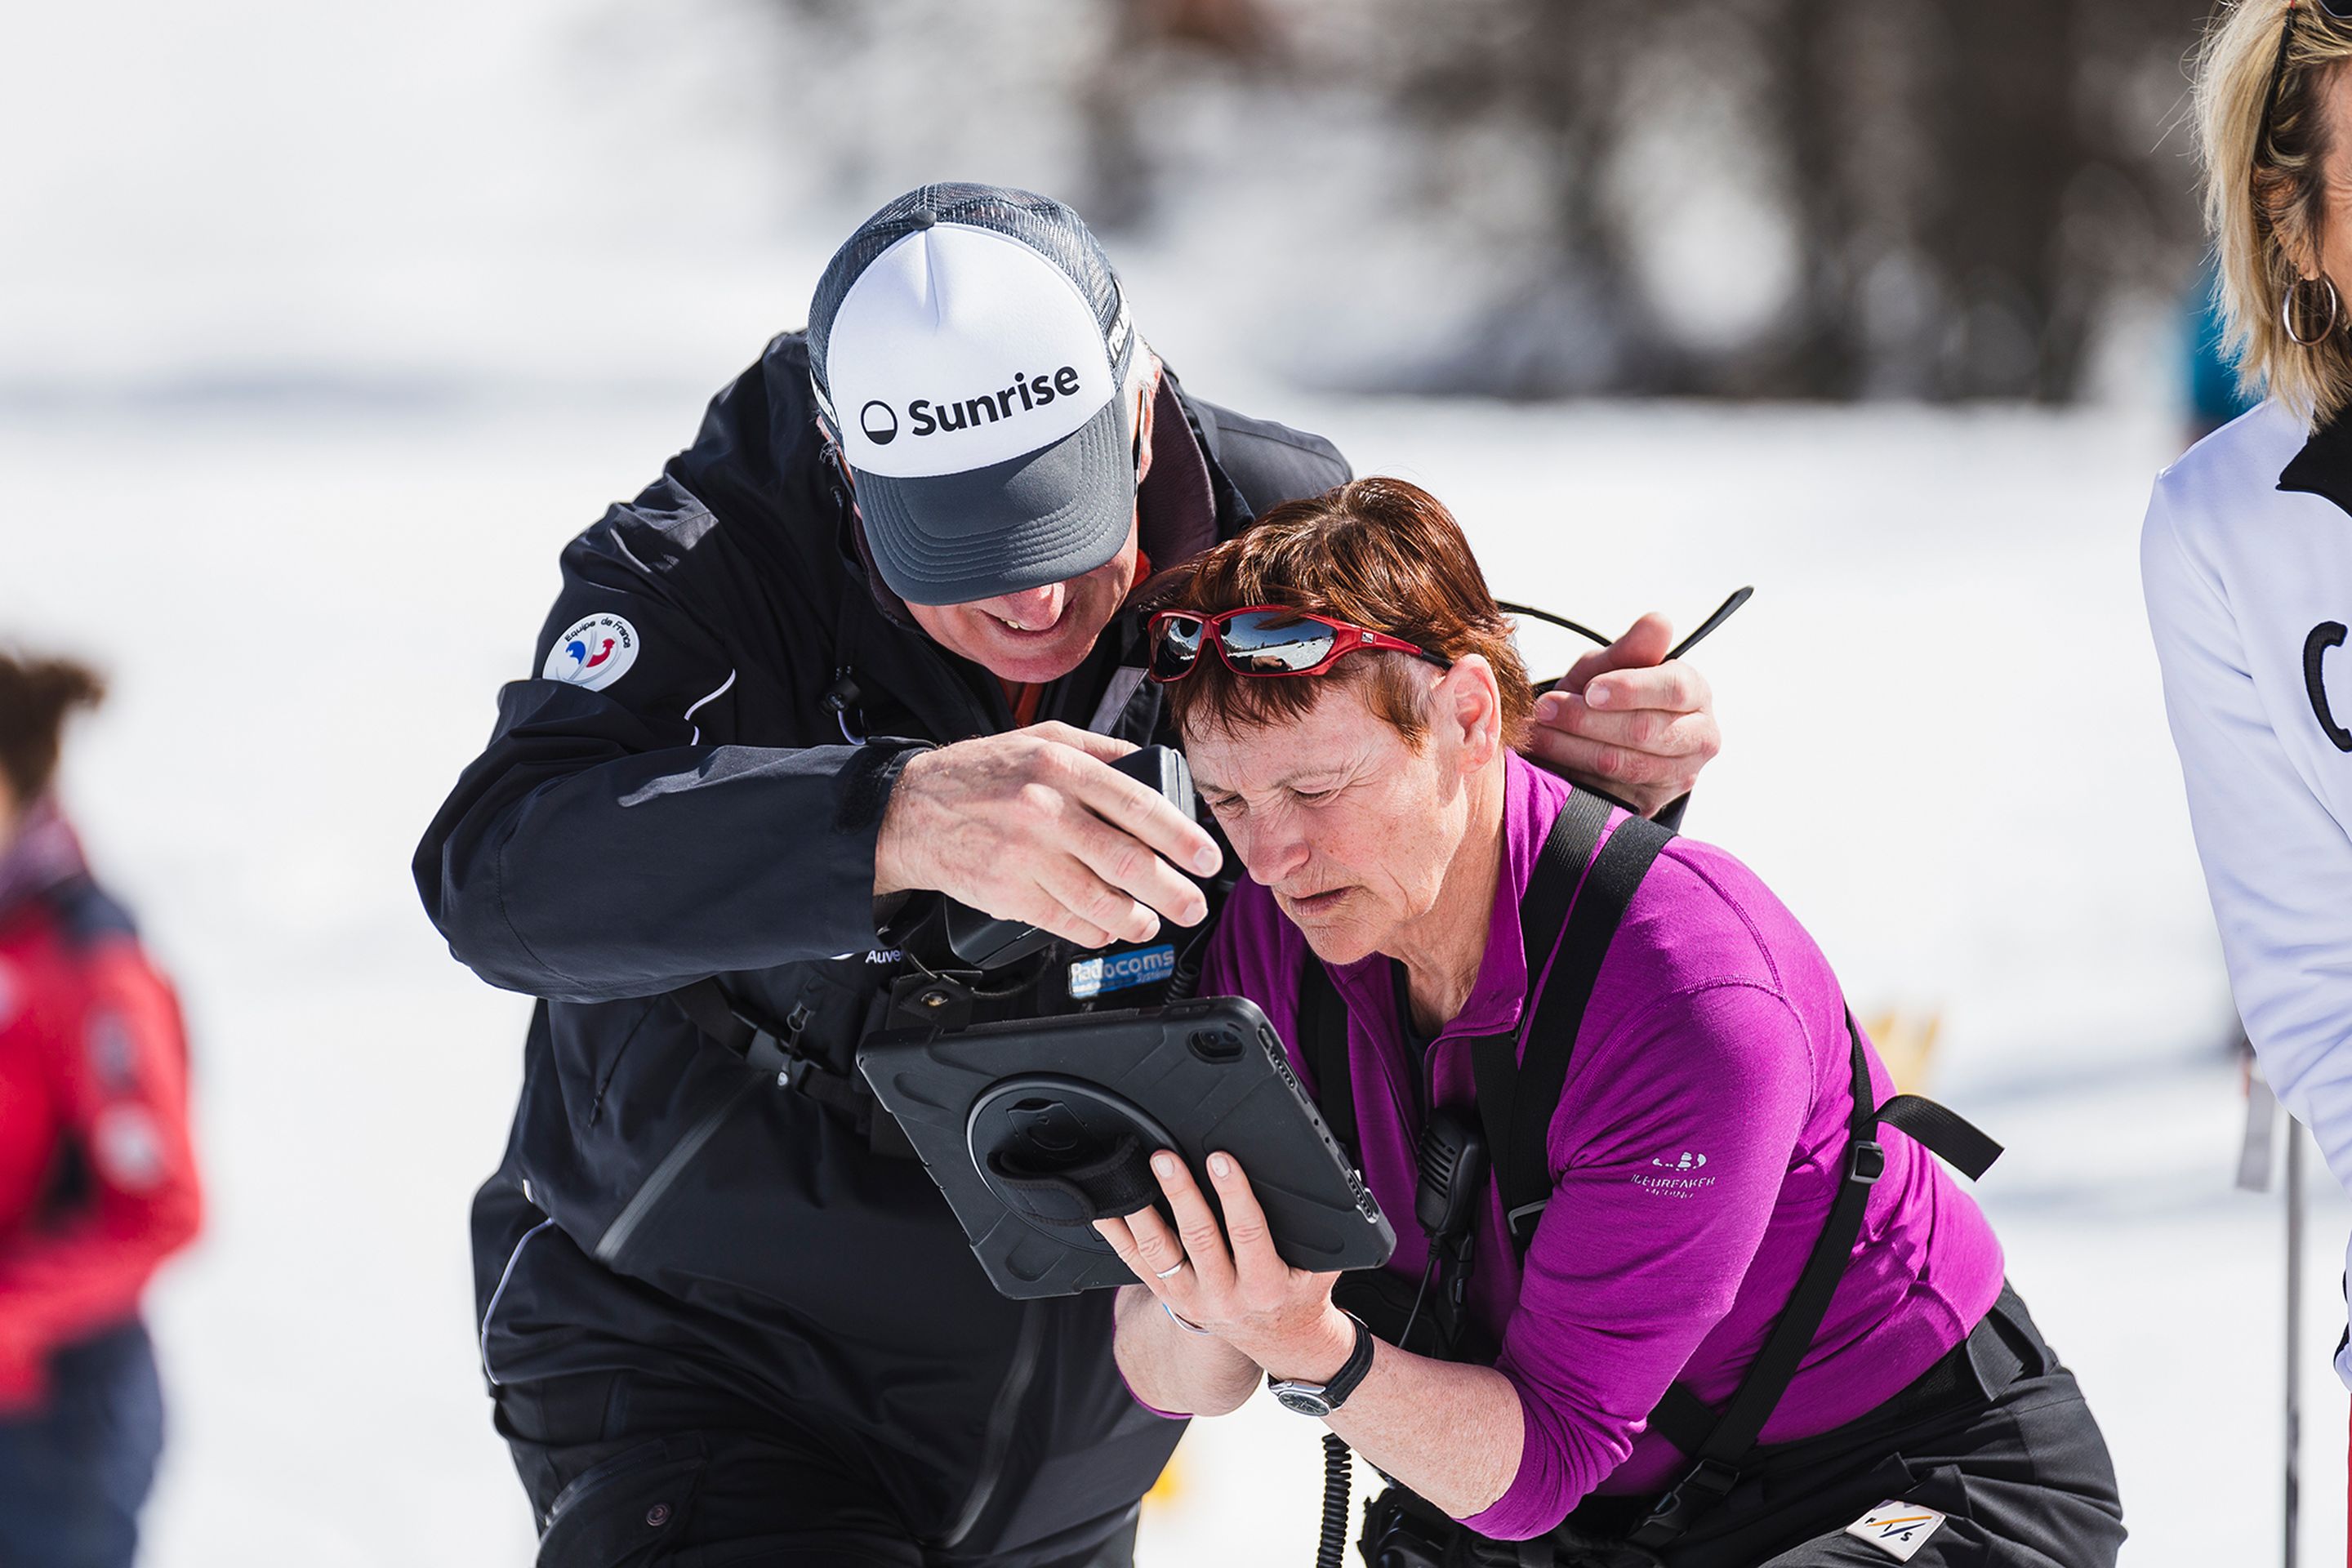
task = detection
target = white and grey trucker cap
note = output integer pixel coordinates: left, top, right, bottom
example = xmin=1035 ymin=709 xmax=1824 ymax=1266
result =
xmin=808 ymin=185 xmax=1138 ymax=607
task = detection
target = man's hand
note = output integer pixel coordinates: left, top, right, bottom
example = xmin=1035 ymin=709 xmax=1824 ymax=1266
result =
xmin=873 ymin=721 xmax=1223 ymax=949
xmin=1524 ymin=612 xmax=1721 ymax=818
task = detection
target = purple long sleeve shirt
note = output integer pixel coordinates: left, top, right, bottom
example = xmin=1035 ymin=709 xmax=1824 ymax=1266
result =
xmin=1199 ymin=753 xmax=2003 ymax=1539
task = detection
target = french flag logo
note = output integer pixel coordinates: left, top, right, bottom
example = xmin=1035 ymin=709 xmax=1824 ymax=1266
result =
xmin=565 ymin=636 xmax=616 ymax=670
xmin=544 ymin=614 xmax=639 ymax=692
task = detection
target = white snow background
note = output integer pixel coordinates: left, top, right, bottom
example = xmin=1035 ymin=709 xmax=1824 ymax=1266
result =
xmin=1 ymin=0 xmax=2337 ymax=1562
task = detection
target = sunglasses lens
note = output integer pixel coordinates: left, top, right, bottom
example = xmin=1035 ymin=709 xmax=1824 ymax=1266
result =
xmin=1150 ymin=616 xmax=1206 ymax=680
xmin=1220 ymin=610 xmax=1337 ymax=675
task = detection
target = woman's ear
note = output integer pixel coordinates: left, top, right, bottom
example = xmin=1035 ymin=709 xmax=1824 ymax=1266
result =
xmin=1438 ymin=655 xmax=1504 ymax=774
xmin=2258 ymin=166 xmax=2321 ymax=279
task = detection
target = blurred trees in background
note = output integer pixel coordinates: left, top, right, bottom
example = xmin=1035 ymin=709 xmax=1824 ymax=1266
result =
xmin=768 ymin=0 xmax=2212 ymax=402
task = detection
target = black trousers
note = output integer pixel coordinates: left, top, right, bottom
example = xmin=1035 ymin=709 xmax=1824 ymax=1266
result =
xmin=1662 ymin=1285 xmax=2122 ymax=1566
xmin=498 ymin=1370 xmax=1138 ymax=1568
xmin=0 ymin=1320 xmax=164 ymax=1568
xmin=1374 ymin=1285 xmax=2124 ymax=1568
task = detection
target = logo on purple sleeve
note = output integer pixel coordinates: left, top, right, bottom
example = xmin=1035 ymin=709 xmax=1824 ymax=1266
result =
xmin=1634 ymin=1149 xmax=1717 ymax=1197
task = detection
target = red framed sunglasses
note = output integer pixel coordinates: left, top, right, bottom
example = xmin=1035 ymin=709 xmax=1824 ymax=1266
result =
xmin=1146 ymin=605 xmax=1452 ymax=683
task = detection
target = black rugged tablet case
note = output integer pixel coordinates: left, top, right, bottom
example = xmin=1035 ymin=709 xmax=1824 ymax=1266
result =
xmin=858 ymin=996 xmax=1396 ymax=1299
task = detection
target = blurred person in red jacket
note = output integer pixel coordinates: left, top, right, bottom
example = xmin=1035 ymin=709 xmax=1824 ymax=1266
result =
xmin=0 ymin=653 xmax=200 ymax=1568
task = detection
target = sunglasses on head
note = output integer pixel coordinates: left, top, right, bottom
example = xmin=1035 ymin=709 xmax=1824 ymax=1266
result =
xmin=1145 ymin=607 xmax=1451 ymax=683
xmin=1146 ymin=587 xmax=1757 ymax=686
xmin=2264 ymin=2 xmax=2352 ymax=162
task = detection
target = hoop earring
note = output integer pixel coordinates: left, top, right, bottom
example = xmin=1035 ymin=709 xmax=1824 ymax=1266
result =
xmin=2284 ymin=274 xmax=2341 ymax=345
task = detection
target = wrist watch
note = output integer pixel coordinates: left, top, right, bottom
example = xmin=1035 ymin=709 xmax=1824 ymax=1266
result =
xmin=1267 ymin=1313 xmax=1375 ymax=1418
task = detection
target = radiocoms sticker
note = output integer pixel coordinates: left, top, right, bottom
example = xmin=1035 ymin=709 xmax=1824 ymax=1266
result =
xmin=1068 ymin=944 xmax=1176 ymax=1000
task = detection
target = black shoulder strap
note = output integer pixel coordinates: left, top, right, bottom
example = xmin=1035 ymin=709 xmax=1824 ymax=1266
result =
xmin=670 ymin=977 xmax=877 ymax=1125
xmin=673 ymin=977 xmax=762 ymax=1058
xmin=1628 ymin=1015 xmax=1882 ymax=1545
xmin=1297 ymin=957 xmax=1358 ymax=1163
xmin=1628 ymin=1018 xmax=2006 ymax=1548
xmin=1486 ymin=801 xmax=1673 ymax=1250
xmin=1699 ymin=1019 xmax=1880 ymax=1454
xmin=1878 ymin=1094 xmax=2002 ymax=1180
xmin=1470 ymin=790 xmax=1610 ymax=1224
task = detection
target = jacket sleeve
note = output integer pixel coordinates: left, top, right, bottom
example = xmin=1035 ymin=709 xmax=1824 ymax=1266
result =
xmin=0 ymin=942 xmax=201 ymax=1412
xmin=413 ymin=515 xmax=926 ymax=1003
xmin=2142 ymin=480 xmax=2352 ymax=1196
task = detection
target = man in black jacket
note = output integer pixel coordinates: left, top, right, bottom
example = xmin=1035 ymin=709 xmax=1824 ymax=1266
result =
xmin=415 ymin=185 xmax=1722 ymax=1567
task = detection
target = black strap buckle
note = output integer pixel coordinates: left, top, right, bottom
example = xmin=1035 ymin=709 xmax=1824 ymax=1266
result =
xmin=1847 ymin=1138 xmax=1886 ymax=1186
xmin=751 ymin=1024 xmax=872 ymax=1126
xmin=769 ymin=1040 xmax=817 ymax=1090
xmin=745 ymin=1006 xmax=822 ymax=1087
xmin=1628 ymin=1457 xmax=1740 ymax=1546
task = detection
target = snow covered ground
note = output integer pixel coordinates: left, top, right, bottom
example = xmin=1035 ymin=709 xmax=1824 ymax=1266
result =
xmin=3 ymin=386 xmax=2337 ymax=1566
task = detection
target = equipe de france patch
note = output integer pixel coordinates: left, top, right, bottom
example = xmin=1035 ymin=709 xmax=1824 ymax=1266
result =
xmin=1843 ymin=1500 xmax=1946 ymax=1561
xmin=545 ymin=614 xmax=639 ymax=691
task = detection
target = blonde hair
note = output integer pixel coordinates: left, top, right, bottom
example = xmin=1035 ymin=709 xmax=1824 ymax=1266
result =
xmin=2198 ymin=0 xmax=2352 ymax=424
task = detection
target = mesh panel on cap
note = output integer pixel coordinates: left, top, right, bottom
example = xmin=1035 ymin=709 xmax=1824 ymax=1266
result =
xmin=806 ymin=184 xmax=1132 ymax=408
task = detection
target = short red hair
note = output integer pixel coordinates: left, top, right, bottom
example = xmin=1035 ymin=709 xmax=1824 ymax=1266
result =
xmin=1162 ymin=478 xmax=1533 ymax=747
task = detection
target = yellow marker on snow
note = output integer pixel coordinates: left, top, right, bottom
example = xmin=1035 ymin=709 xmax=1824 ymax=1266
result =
xmin=1143 ymin=1443 xmax=1188 ymax=1512
xmin=1860 ymin=1009 xmax=1943 ymax=1094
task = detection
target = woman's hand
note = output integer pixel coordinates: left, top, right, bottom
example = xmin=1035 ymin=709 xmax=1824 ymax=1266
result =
xmin=1093 ymin=1150 xmax=1356 ymax=1383
xmin=1098 ymin=1148 xmax=1525 ymax=1517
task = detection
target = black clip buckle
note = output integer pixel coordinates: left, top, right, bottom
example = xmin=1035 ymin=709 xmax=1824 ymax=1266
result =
xmin=739 ymin=1000 xmax=818 ymax=1087
xmin=1847 ymin=1139 xmax=1886 ymax=1186
xmin=776 ymin=1047 xmax=819 ymax=1094
xmin=1631 ymin=1457 xmax=1740 ymax=1545
xmin=742 ymin=1028 xmax=800 ymax=1088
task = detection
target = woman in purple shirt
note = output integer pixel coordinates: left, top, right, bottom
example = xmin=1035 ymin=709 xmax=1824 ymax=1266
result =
xmin=1092 ymin=479 xmax=2123 ymax=1566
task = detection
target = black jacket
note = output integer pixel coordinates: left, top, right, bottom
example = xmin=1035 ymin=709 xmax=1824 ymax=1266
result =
xmin=413 ymin=331 xmax=1348 ymax=1561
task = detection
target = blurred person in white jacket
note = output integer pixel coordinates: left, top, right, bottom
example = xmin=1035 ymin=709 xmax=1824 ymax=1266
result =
xmin=2148 ymin=0 xmax=2352 ymax=1385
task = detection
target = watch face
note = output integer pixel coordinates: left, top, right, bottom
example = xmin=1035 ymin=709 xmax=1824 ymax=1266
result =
xmin=1272 ymin=1385 xmax=1334 ymax=1418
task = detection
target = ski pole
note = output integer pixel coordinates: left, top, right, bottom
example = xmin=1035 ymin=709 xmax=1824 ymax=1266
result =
xmin=2287 ymin=1119 xmax=2303 ymax=1568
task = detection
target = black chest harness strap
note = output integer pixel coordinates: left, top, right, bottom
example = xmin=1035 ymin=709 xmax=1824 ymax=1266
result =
xmin=1297 ymin=795 xmax=2002 ymax=1554
xmin=670 ymin=977 xmax=889 ymax=1136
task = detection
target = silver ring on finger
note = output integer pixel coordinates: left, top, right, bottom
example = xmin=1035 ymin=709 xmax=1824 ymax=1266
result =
xmin=1154 ymin=1258 xmax=1188 ymax=1280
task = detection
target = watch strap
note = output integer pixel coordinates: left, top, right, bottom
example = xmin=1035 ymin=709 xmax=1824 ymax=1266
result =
xmin=1272 ymin=1312 xmax=1376 ymax=1413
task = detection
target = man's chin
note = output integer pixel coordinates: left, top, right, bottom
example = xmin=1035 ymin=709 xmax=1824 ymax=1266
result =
xmin=982 ymin=632 xmax=1094 ymax=684
xmin=974 ymin=610 xmax=1114 ymax=684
